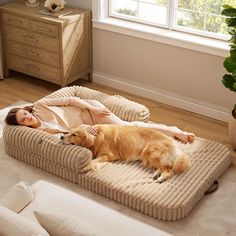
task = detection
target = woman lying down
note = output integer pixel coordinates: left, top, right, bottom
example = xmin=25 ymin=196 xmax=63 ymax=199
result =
xmin=5 ymin=96 xmax=194 ymax=182
xmin=5 ymin=96 xmax=195 ymax=144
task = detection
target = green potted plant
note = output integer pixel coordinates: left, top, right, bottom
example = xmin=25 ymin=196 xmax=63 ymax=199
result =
xmin=221 ymin=5 xmax=236 ymax=150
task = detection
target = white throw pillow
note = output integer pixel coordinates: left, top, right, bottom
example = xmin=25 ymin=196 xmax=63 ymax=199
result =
xmin=0 ymin=181 xmax=34 ymax=213
xmin=0 ymin=206 xmax=49 ymax=236
xmin=34 ymin=210 xmax=102 ymax=236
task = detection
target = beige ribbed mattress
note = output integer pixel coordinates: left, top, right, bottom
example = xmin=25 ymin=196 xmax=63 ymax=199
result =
xmin=3 ymin=86 xmax=231 ymax=221
xmin=79 ymin=138 xmax=231 ymax=221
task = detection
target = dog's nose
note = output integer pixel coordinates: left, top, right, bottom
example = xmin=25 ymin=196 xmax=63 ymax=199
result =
xmin=60 ymin=134 xmax=64 ymax=140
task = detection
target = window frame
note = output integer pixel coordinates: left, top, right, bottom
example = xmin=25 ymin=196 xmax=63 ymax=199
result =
xmin=108 ymin=0 xmax=169 ymax=29
xmin=92 ymin=0 xmax=229 ymax=58
xmin=108 ymin=0 xmax=229 ymax=41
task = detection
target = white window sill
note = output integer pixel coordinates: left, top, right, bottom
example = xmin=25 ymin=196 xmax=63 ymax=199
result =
xmin=93 ymin=17 xmax=230 ymax=57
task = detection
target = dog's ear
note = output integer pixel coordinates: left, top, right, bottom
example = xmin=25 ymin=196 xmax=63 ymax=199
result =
xmin=81 ymin=131 xmax=94 ymax=148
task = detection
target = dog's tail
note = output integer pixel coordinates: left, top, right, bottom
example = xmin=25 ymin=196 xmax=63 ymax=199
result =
xmin=173 ymin=148 xmax=190 ymax=173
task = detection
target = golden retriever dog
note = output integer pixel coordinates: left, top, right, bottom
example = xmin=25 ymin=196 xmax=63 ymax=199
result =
xmin=61 ymin=125 xmax=190 ymax=183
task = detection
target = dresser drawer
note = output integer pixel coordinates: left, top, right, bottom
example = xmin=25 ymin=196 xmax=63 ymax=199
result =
xmin=31 ymin=20 xmax=59 ymax=38
xmin=4 ymin=26 xmax=60 ymax=53
xmin=6 ymin=41 xmax=60 ymax=68
xmin=0 ymin=1 xmax=92 ymax=86
xmin=7 ymin=55 xmax=61 ymax=83
xmin=2 ymin=13 xmax=29 ymax=29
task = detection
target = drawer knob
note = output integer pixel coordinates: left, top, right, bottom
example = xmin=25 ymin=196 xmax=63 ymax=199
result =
xmin=23 ymin=34 xmax=38 ymax=42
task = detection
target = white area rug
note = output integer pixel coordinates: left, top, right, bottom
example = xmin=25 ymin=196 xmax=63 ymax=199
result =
xmin=0 ymin=104 xmax=236 ymax=235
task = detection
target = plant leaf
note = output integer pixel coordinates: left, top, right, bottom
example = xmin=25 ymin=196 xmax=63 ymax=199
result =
xmin=222 ymin=5 xmax=236 ymax=17
xmin=234 ymin=82 xmax=236 ymax=89
xmin=230 ymin=44 xmax=236 ymax=50
xmin=228 ymin=29 xmax=235 ymax=35
xmin=223 ymin=57 xmax=236 ymax=73
xmin=222 ymin=74 xmax=236 ymax=92
xmin=222 ymin=5 xmax=234 ymax=9
xmin=228 ymin=29 xmax=236 ymax=43
xmin=230 ymin=34 xmax=236 ymax=44
xmin=225 ymin=17 xmax=236 ymax=27
xmin=230 ymin=48 xmax=236 ymax=59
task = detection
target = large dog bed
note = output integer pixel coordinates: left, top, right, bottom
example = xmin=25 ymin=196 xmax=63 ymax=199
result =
xmin=3 ymin=86 xmax=231 ymax=221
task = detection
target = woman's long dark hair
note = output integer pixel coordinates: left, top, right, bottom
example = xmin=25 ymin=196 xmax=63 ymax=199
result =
xmin=5 ymin=106 xmax=33 ymax=125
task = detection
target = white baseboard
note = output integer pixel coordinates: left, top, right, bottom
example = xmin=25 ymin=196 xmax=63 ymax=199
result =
xmin=93 ymin=71 xmax=229 ymax=122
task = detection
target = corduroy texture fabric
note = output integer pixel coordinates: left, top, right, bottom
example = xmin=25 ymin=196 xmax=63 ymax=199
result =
xmin=3 ymin=86 xmax=231 ymax=221
xmin=78 ymin=138 xmax=231 ymax=221
xmin=3 ymin=126 xmax=92 ymax=183
xmin=42 ymin=86 xmax=150 ymax=122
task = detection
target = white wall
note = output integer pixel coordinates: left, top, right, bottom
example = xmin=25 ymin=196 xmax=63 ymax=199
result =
xmin=66 ymin=0 xmax=92 ymax=9
xmin=92 ymin=29 xmax=235 ymax=121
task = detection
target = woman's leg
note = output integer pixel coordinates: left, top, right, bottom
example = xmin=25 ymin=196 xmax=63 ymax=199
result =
xmin=86 ymin=100 xmax=127 ymax=125
xmin=131 ymin=121 xmax=195 ymax=143
xmin=96 ymin=113 xmax=194 ymax=143
xmin=89 ymin=100 xmax=195 ymax=143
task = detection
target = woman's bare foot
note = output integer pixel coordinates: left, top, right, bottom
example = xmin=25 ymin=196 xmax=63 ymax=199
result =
xmin=172 ymin=128 xmax=195 ymax=143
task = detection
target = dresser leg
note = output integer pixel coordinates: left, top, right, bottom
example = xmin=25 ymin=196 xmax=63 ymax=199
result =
xmin=4 ymin=68 xmax=9 ymax=78
xmin=88 ymin=72 xmax=92 ymax=82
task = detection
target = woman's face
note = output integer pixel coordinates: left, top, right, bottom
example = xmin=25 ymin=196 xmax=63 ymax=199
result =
xmin=16 ymin=109 xmax=38 ymax=127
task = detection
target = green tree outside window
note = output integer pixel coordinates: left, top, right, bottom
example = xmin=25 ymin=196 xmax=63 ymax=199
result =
xmin=114 ymin=0 xmax=236 ymax=36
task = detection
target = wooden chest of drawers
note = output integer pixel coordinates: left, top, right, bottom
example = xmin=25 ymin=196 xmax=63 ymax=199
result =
xmin=0 ymin=0 xmax=92 ymax=86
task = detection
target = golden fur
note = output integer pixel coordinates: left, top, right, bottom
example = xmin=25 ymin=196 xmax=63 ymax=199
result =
xmin=62 ymin=125 xmax=190 ymax=183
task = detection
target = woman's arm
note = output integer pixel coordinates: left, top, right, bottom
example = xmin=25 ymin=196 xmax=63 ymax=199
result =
xmin=34 ymin=97 xmax=110 ymax=116
xmin=35 ymin=97 xmax=91 ymax=109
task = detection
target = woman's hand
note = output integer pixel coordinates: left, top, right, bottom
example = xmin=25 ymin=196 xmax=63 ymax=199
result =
xmin=90 ymin=107 xmax=110 ymax=117
xmin=80 ymin=125 xmax=98 ymax=136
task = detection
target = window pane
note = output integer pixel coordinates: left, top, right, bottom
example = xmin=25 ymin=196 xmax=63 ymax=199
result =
xmin=206 ymin=15 xmax=228 ymax=34
xmin=139 ymin=2 xmax=167 ymax=24
xmin=176 ymin=10 xmax=204 ymax=30
xmin=178 ymin=0 xmax=205 ymax=12
xmin=175 ymin=0 xmax=232 ymax=37
xmin=207 ymin=0 xmax=236 ymax=15
xmin=110 ymin=0 xmax=232 ymax=39
xmin=110 ymin=0 xmax=167 ymax=26
xmin=113 ymin=0 xmax=138 ymax=17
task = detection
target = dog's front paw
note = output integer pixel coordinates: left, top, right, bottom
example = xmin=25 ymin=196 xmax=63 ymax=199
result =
xmin=80 ymin=166 xmax=92 ymax=174
xmin=98 ymin=162 xmax=109 ymax=169
xmin=81 ymin=163 xmax=98 ymax=173
xmin=156 ymin=176 xmax=166 ymax=184
xmin=152 ymin=170 xmax=161 ymax=180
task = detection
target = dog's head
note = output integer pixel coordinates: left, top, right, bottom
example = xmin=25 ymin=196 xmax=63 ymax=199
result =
xmin=61 ymin=127 xmax=95 ymax=148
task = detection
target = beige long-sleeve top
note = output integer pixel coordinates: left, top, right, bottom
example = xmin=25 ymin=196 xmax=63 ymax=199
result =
xmin=32 ymin=97 xmax=106 ymax=134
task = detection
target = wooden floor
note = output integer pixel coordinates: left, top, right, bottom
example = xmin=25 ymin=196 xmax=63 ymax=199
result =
xmin=0 ymin=72 xmax=232 ymax=150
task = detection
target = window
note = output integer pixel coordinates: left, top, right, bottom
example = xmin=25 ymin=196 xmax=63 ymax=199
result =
xmin=109 ymin=0 xmax=236 ymax=39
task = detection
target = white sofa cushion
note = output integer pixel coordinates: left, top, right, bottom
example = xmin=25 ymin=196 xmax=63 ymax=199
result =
xmin=34 ymin=210 xmax=102 ymax=236
xmin=0 ymin=181 xmax=34 ymax=213
xmin=19 ymin=181 xmax=170 ymax=236
xmin=0 ymin=205 xmax=49 ymax=236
